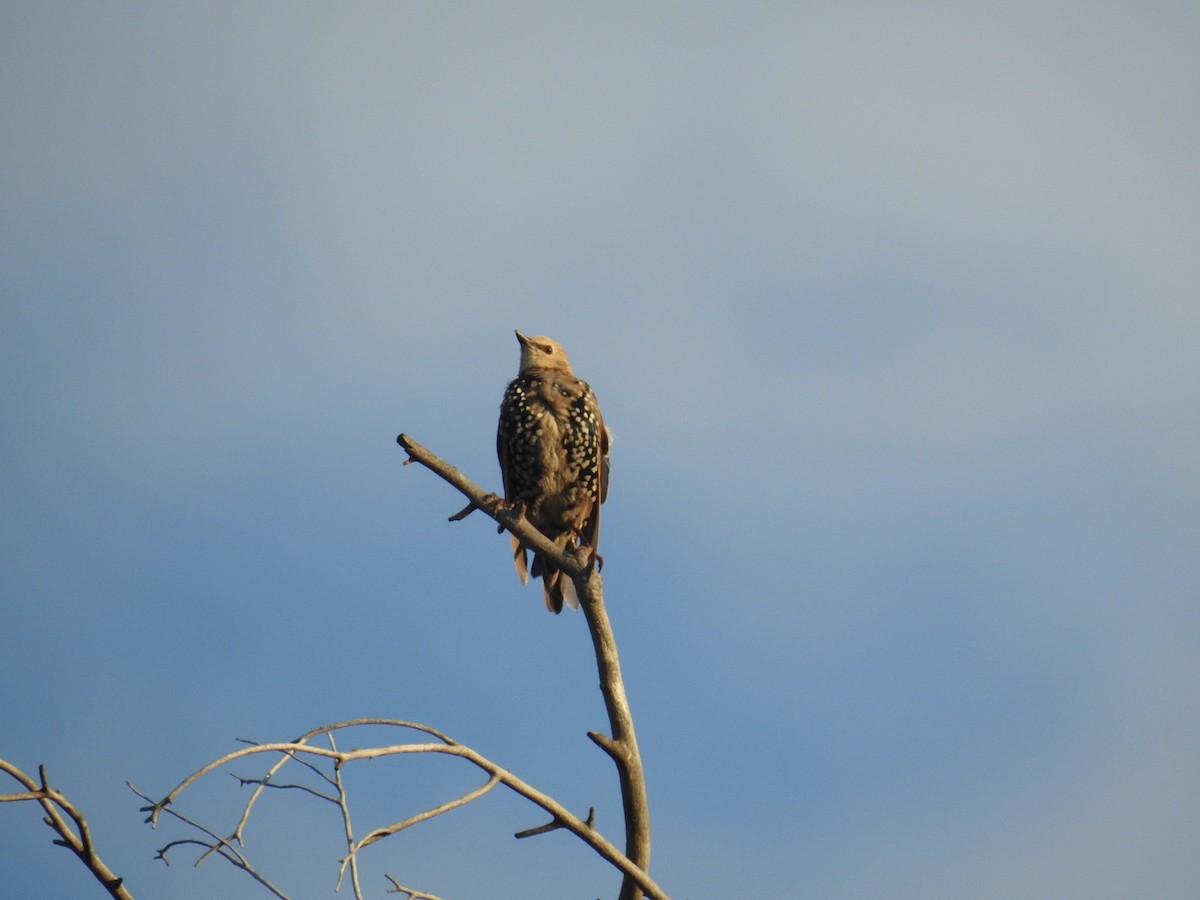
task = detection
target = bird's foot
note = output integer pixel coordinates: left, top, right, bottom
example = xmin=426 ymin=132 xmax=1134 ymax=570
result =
xmin=567 ymin=526 xmax=603 ymax=571
xmin=493 ymin=497 xmax=526 ymax=533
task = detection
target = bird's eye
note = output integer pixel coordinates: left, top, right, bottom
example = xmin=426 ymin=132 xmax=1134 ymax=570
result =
xmin=541 ymin=344 xmax=554 ymax=354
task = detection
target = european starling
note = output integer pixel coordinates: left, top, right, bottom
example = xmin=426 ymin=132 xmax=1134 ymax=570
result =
xmin=497 ymin=331 xmax=610 ymax=613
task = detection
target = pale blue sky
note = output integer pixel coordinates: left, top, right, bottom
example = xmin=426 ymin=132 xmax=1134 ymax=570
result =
xmin=3 ymin=3 xmax=1198 ymax=898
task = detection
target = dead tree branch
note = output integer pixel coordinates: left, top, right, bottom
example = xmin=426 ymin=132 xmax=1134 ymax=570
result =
xmin=397 ymin=434 xmax=653 ymax=899
xmin=0 ymin=758 xmax=134 ymax=900
xmin=126 ymin=780 xmax=292 ymax=899
xmin=137 ymin=718 xmax=667 ymax=900
xmin=130 ymin=437 xmax=660 ymax=898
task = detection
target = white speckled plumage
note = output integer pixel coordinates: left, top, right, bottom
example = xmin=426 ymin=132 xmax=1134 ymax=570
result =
xmin=497 ymin=331 xmax=609 ymax=612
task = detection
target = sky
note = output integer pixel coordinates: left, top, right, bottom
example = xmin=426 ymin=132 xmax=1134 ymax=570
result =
xmin=2 ymin=2 xmax=1198 ymax=898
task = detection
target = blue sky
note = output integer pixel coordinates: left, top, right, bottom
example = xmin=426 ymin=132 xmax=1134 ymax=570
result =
xmin=2 ymin=3 xmax=1198 ymax=898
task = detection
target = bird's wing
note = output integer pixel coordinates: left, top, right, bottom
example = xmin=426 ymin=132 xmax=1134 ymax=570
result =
xmin=497 ymin=405 xmax=530 ymax=584
xmin=581 ymin=401 xmax=609 ymax=554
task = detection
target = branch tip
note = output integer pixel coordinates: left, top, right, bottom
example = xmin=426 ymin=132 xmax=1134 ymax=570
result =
xmin=514 ymin=816 xmax=566 ymax=839
xmin=587 ymin=730 xmax=622 ymax=761
xmin=396 ymin=433 xmax=418 ymax=465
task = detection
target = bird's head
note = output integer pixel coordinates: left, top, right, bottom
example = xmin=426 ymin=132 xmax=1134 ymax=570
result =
xmin=515 ymin=331 xmax=574 ymax=373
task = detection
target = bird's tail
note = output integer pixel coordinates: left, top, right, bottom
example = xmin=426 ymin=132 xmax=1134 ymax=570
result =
xmin=530 ymin=534 xmax=580 ymax=614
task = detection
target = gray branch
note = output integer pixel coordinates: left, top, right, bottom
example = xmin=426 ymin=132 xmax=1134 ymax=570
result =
xmin=396 ymin=434 xmax=654 ymax=900
xmin=139 ymin=718 xmax=666 ymax=899
xmin=128 ymin=438 xmax=663 ymax=899
xmin=0 ymin=759 xmax=134 ymax=900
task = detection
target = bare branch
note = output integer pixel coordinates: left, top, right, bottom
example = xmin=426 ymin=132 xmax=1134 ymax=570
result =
xmin=137 ymin=719 xmax=668 ymax=899
xmin=128 ymin=782 xmax=291 ymax=899
xmin=231 ymin=772 xmax=337 ymax=803
xmin=385 ymin=874 xmax=448 ymax=899
xmin=396 ymin=434 xmax=590 ymax=579
xmin=447 ymin=500 xmax=479 ymax=521
xmin=515 ymin=804 xmax=596 ymax=840
xmin=129 ymin=439 xmax=662 ymax=899
xmin=238 ymin=735 xmax=340 ymax=789
xmin=329 ymin=733 xmax=365 ymax=900
xmin=576 ymin=570 xmax=652 ymax=900
xmin=396 ymin=434 xmax=656 ymax=899
xmin=355 ymin=772 xmax=500 ymax=850
xmin=142 ymin=719 xmax=452 ymax=827
xmin=0 ymin=758 xmax=134 ymax=900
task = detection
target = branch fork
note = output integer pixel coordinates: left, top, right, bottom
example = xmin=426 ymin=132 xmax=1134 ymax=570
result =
xmin=0 ymin=759 xmax=133 ymax=900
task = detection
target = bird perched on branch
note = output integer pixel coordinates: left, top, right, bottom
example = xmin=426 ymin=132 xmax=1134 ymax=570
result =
xmin=497 ymin=331 xmax=610 ymax=613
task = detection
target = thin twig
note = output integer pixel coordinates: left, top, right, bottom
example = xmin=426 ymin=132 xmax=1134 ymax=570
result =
xmin=231 ymin=773 xmax=337 ymax=803
xmin=129 ymin=782 xmax=291 ymax=899
xmin=356 ymin=772 xmax=501 ymax=849
xmin=385 ymin=874 xmax=448 ymax=899
xmin=516 ymin=805 xmax=595 ymax=839
xmin=396 ymin=434 xmax=593 ymax=579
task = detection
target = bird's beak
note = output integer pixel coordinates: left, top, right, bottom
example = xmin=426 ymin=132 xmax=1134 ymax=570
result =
xmin=515 ymin=330 xmax=531 ymax=348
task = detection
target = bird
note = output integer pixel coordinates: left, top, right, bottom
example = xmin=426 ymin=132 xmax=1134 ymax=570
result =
xmin=497 ymin=330 xmax=610 ymax=613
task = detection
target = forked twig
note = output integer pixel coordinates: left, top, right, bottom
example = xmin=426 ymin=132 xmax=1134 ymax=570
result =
xmin=385 ymin=874 xmax=447 ymax=899
xmin=0 ymin=759 xmax=134 ymax=900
